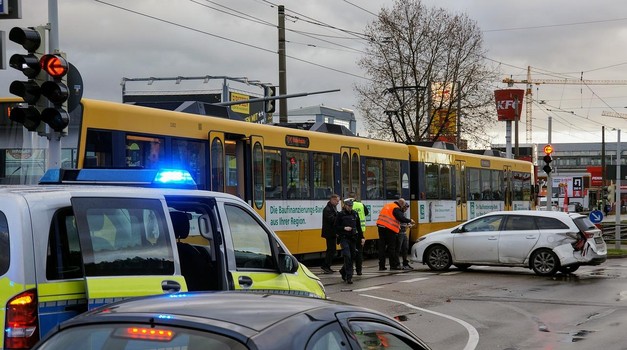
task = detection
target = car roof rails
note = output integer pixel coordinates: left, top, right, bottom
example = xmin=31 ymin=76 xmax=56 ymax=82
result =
xmin=39 ymin=168 xmax=197 ymax=190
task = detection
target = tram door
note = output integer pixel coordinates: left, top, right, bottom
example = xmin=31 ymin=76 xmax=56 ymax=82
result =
xmin=209 ymin=131 xmax=247 ymax=200
xmin=503 ymin=165 xmax=513 ymax=211
xmin=456 ymin=160 xmax=467 ymax=222
xmin=340 ymin=147 xmax=360 ymax=200
xmin=249 ymin=136 xmax=265 ymax=218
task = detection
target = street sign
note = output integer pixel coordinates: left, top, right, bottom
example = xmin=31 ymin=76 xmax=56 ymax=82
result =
xmin=589 ymin=210 xmax=604 ymax=224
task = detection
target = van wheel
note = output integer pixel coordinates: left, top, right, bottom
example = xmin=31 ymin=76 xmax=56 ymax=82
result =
xmin=425 ymin=245 xmax=452 ymax=271
xmin=559 ymin=264 xmax=580 ymax=274
xmin=531 ymin=249 xmax=560 ymax=276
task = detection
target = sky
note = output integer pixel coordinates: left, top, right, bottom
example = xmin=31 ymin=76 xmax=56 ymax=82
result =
xmin=3 ymin=0 xmax=627 ymax=147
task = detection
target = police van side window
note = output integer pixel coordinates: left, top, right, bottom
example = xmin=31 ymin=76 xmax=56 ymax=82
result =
xmin=224 ymin=205 xmax=276 ymax=270
xmin=47 ymin=208 xmax=83 ymax=280
xmin=0 ymin=211 xmax=9 ymax=276
xmin=72 ymin=198 xmax=175 ymax=277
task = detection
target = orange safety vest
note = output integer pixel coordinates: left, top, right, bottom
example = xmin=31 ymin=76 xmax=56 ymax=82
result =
xmin=376 ymin=202 xmax=400 ymax=233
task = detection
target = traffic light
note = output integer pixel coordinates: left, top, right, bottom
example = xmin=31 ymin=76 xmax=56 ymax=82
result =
xmin=542 ymin=144 xmax=553 ymax=174
xmin=40 ymin=53 xmax=70 ymax=133
xmin=8 ymin=26 xmax=46 ymax=132
xmin=264 ymin=85 xmax=276 ymax=114
xmin=542 ymin=154 xmax=552 ymax=174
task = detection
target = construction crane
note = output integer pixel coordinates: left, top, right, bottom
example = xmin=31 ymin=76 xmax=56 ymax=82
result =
xmin=503 ymin=66 xmax=627 ymax=143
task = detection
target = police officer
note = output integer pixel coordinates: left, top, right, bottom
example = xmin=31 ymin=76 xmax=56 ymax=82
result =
xmin=321 ymin=194 xmax=340 ymax=274
xmin=347 ymin=192 xmax=368 ymax=275
xmin=376 ymin=198 xmax=414 ymax=270
xmin=334 ymin=199 xmax=363 ymax=284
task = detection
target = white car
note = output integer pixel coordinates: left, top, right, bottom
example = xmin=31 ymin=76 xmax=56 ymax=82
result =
xmin=411 ymin=210 xmax=607 ymax=276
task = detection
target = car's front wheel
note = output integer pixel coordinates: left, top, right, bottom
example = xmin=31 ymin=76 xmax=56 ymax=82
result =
xmin=425 ymin=245 xmax=452 ymax=271
xmin=531 ymin=249 xmax=560 ymax=276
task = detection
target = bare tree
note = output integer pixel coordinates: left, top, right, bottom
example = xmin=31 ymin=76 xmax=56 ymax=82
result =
xmin=356 ymin=0 xmax=498 ymax=147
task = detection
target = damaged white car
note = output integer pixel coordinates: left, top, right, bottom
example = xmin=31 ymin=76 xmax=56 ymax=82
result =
xmin=411 ymin=210 xmax=607 ymax=276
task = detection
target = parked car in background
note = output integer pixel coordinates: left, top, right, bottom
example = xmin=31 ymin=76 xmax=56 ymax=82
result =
xmin=33 ymin=291 xmax=431 ymax=350
xmin=411 ymin=210 xmax=606 ymax=276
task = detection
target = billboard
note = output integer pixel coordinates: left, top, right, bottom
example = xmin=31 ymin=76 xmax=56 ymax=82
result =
xmin=494 ymin=89 xmax=524 ymax=121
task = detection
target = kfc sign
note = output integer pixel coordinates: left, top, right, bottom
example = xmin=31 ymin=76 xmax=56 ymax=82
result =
xmin=494 ymin=89 xmax=524 ymax=121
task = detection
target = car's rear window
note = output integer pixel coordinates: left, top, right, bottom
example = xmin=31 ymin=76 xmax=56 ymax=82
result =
xmin=36 ymin=324 xmax=248 ymax=350
xmin=535 ymin=216 xmax=569 ymax=230
xmin=573 ymin=217 xmax=597 ymax=231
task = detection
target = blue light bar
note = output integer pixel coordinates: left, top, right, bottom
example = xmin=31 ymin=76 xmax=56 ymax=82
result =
xmin=40 ymin=168 xmax=197 ymax=189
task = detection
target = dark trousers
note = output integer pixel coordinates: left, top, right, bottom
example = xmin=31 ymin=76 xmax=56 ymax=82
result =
xmin=378 ymin=226 xmax=399 ymax=269
xmin=354 ymin=240 xmax=363 ymax=273
xmin=339 ymin=238 xmax=356 ymax=280
xmin=396 ymin=232 xmax=409 ymax=266
xmin=323 ymin=236 xmax=336 ymax=269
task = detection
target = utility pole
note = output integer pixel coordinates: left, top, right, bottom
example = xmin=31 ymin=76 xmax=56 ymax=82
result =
xmin=616 ymin=129 xmax=622 ymax=250
xmin=546 ymin=117 xmax=553 ymax=211
xmin=277 ymin=5 xmax=288 ymax=123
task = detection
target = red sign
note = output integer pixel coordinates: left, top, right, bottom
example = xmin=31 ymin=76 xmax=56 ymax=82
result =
xmin=494 ymin=89 xmax=524 ymax=121
xmin=587 ymin=166 xmax=603 ymax=187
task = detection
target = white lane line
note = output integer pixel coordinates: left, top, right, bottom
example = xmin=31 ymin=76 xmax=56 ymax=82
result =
xmin=360 ymin=294 xmax=479 ymax=350
xmin=401 ymin=277 xmax=430 ymax=283
xmin=352 ymin=286 xmax=384 ymax=292
xmin=441 ymin=271 xmax=464 ymax=275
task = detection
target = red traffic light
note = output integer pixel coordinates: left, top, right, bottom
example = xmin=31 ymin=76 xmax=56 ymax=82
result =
xmin=40 ymin=54 xmax=68 ymax=78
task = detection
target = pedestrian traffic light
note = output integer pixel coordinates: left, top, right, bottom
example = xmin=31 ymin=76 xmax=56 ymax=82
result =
xmin=40 ymin=53 xmax=70 ymax=133
xmin=8 ymin=26 xmax=46 ymax=132
xmin=264 ymin=85 xmax=276 ymax=114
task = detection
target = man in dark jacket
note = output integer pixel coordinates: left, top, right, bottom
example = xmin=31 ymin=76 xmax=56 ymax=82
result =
xmin=321 ymin=194 xmax=340 ymax=274
xmin=334 ymin=199 xmax=363 ymax=284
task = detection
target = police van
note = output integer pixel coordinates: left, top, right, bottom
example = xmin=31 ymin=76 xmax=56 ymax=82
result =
xmin=0 ymin=169 xmax=325 ymax=349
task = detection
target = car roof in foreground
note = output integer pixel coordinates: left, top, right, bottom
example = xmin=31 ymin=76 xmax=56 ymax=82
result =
xmin=65 ymin=291 xmax=366 ymax=332
xmin=484 ymin=210 xmax=584 ymax=219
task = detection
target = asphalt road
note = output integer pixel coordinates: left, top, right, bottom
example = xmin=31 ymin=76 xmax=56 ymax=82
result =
xmin=311 ymin=258 xmax=627 ymax=350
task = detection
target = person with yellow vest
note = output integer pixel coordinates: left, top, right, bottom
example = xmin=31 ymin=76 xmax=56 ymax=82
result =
xmin=347 ymin=192 xmax=368 ymax=275
xmin=376 ymin=198 xmax=414 ymax=270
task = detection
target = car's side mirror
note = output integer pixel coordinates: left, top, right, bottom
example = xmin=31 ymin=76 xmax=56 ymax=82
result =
xmin=278 ymin=253 xmax=300 ymax=274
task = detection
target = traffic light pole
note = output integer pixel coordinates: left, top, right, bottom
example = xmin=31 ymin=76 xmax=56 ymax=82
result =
xmin=546 ymin=117 xmax=552 ymax=211
xmin=47 ymin=0 xmax=62 ymax=169
xmin=616 ymin=129 xmax=621 ymax=250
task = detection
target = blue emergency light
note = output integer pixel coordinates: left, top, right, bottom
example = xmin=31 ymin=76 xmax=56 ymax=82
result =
xmin=40 ymin=168 xmax=197 ymax=189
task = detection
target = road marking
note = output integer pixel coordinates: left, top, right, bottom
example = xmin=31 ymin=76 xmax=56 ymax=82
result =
xmin=400 ymin=277 xmax=429 ymax=283
xmin=360 ymin=294 xmax=479 ymax=350
xmin=620 ymin=291 xmax=627 ymax=301
xmin=353 ymin=286 xmax=383 ymax=292
xmin=441 ymin=271 xmax=464 ymax=275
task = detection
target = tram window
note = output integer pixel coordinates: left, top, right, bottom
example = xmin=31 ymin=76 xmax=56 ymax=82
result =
xmin=351 ymin=153 xmax=360 ymax=196
xmin=480 ymin=169 xmax=491 ymax=200
xmin=252 ymin=142 xmax=264 ymax=209
xmin=172 ymin=139 xmax=206 ymax=190
xmin=440 ymin=165 xmax=452 ymax=199
xmin=265 ymin=149 xmax=282 ymax=199
xmin=286 ymin=151 xmax=310 ymax=199
xmin=313 ymin=153 xmax=333 ymax=200
xmin=468 ymin=168 xmax=481 ymax=200
xmin=513 ymin=171 xmax=530 ymax=201
xmin=126 ymin=135 xmax=164 ymax=169
xmin=211 ymin=138 xmax=224 ymax=192
xmin=425 ymin=163 xmax=439 ymax=199
xmin=385 ymin=160 xmax=401 ymax=199
xmin=84 ymin=130 xmax=113 ymax=168
xmin=341 ymin=153 xmax=350 ymax=198
xmin=365 ymin=159 xmax=383 ymax=200
xmin=492 ymin=170 xmax=503 ymax=200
